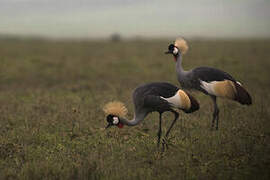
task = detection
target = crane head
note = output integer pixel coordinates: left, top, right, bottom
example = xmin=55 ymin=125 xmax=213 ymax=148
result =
xmin=165 ymin=44 xmax=179 ymax=62
xmin=165 ymin=37 xmax=189 ymax=58
xmin=165 ymin=44 xmax=179 ymax=55
xmin=105 ymin=114 xmax=124 ymax=129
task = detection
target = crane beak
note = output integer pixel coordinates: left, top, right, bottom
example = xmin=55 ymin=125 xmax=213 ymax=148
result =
xmin=105 ymin=123 xmax=112 ymax=129
xmin=165 ymin=50 xmax=173 ymax=54
xmin=165 ymin=51 xmax=170 ymax=54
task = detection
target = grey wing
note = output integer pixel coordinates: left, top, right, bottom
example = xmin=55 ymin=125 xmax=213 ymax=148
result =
xmin=143 ymin=95 xmax=172 ymax=113
xmin=135 ymin=82 xmax=179 ymax=98
xmin=188 ymin=67 xmax=237 ymax=93
xmin=193 ymin=67 xmax=236 ymax=82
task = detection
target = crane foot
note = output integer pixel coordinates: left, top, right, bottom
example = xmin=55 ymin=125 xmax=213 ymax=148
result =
xmin=161 ymin=137 xmax=176 ymax=151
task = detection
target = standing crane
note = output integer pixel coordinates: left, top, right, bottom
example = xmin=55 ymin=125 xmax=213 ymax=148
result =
xmin=103 ymin=82 xmax=199 ymax=147
xmin=165 ymin=37 xmax=252 ymax=130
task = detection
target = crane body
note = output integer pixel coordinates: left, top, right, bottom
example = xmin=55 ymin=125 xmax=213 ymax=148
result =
xmin=103 ymin=82 xmax=199 ymax=147
xmin=165 ymin=38 xmax=252 ymax=130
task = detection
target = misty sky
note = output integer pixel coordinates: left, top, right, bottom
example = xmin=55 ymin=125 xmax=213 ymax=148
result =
xmin=0 ymin=0 xmax=270 ymax=38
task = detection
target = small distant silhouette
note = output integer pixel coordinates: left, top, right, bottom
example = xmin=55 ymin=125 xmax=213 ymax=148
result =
xmin=110 ymin=33 xmax=121 ymax=42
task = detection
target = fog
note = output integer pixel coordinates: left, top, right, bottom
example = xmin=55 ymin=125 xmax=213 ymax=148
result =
xmin=0 ymin=0 xmax=269 ymax=38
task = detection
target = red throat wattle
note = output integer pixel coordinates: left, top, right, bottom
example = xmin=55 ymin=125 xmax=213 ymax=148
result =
xmin=174 ymin=57 xmax=177 ymax=62
xmin=117 ymin=123 xmax=124 ymax=128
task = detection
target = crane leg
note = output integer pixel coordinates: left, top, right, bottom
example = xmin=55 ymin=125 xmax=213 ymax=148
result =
xmin=211 ymin=96 xmax=220 ymax=130
xmin=161 ymin=110 xmax=179 ymax=151
xmin=165 ymin=110 xmax=179 ymax=137
xmin=215 ymin=108 xmax=219 ymax=130
xmin=157 ymin=113 xmax=163 ymax=147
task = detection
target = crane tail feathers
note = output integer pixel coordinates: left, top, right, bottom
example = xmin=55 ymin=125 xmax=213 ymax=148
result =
xmin=200 ymin=80 xmax=252 ymax=105
xmin=234 ymin=83 xmax=252 ymax=105
xmin=184 ymin=92 xmax=200 ymax=113
xmin=103 ymin=101 xmax=128 ymax=117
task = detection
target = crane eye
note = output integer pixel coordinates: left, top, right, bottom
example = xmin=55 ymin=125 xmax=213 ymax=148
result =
xmin=112 ymin=117 xmax=119 ymax=125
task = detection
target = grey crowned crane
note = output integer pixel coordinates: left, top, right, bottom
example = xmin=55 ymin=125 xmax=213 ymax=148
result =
xmin=165 ymin=37 xmax=252 ymax=130
xmin=103 ymin=82 xmax=199 ymax=147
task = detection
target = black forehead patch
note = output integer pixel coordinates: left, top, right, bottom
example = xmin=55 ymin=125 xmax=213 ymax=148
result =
xmin=106 ymin=114 xmax=114 ymax=123
xmin=168 ymin=44 xmax=175 ymax=51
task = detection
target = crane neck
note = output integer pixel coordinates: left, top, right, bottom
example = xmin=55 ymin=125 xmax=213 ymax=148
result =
xmin=119 ymin=111 xmax=147 ymax=126
xmin=175 ymin=54 xmax=187 ymax=75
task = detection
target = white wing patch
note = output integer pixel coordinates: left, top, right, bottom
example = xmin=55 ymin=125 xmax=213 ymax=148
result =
xmin=161 ymin=93 xmax=182 ymax=108
xmin=237 ymin=81 xmax=242 ymax=86
xmin=200 ymin=79 xmax=237 ymax=99
xmin=161 ymin=90 xmax=191 ymax=110
xmin=200 ymin=80 xmax=216 ymax=95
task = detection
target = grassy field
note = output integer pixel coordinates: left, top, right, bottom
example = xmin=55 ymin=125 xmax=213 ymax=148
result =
xmin=0 ymin=38 xmax=269 ymax=179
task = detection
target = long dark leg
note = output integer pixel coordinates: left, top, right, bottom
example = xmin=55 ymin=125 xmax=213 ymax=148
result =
xmin=162 ymin=110 xmax=179 ymax=151
xmin=211 ymin=96 xmax=216 ymax=128
xmin=216 ymin=108 xmax=219 ymax=130
xmin=210 ymin=96 xmax=220 ymax=130
xmin=165 ymin=110 xmax=179 ymax=137
xmin=157 ymin=113 xmax=162 ymax=147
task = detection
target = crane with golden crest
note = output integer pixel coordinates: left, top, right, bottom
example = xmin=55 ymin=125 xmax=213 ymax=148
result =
xmin=165 ymin=37 xmax=252 ymax=130
xmin=103 ymin=82 xmax=199 ymax=147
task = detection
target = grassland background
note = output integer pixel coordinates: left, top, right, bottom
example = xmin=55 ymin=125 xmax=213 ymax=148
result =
xmin=0 ymin=38 xmax=269 ymax=179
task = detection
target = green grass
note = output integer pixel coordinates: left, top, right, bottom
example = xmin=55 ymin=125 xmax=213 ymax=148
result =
xmin=0 ymin=38 xmax=270 ymax=179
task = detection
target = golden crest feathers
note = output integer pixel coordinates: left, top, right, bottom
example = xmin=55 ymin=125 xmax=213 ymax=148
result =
xmin=174 ymin=37 xmax=189 ymax=54
xmin=103 ymin=101 xmax=128 ymax=117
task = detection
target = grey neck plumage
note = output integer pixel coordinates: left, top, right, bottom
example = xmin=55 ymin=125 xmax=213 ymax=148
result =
xmin=119 ymin=111 xmax=147 ymax=126
xmin=175 ymin=54 xmax=189 ymax=79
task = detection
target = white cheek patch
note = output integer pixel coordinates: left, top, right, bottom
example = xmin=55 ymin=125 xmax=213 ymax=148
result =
xmin=113 ymin=117 xmax=119 ymax=125
xmin=173 ymin=47 xmax=179 ymax=55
